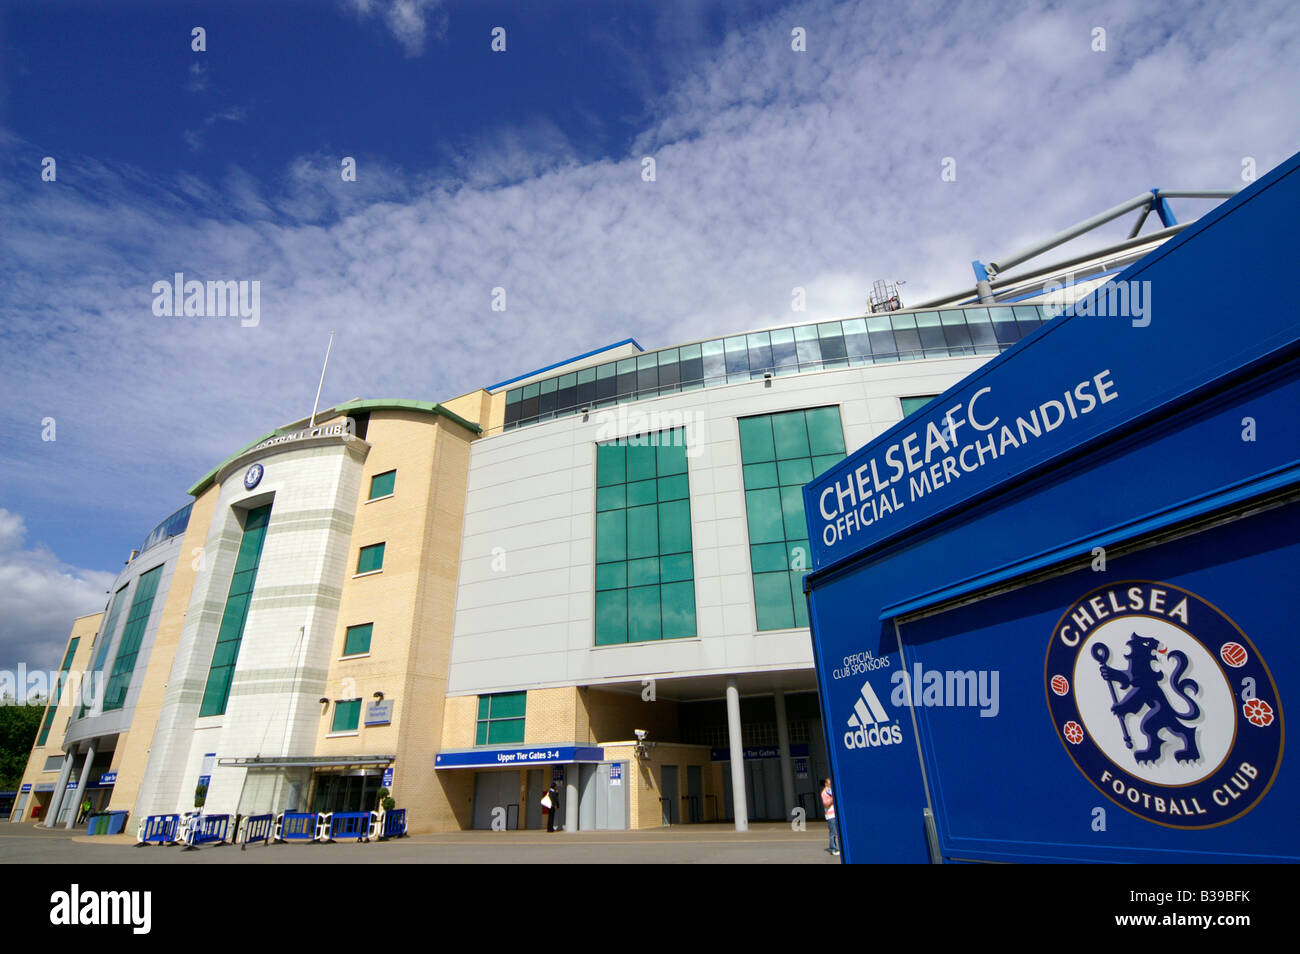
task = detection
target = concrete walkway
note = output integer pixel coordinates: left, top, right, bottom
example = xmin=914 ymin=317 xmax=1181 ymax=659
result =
xmin=0 ymin=821 xmax=842 ymax=864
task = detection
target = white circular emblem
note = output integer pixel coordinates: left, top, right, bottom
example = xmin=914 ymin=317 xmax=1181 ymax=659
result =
xmin=244 ymin=463 xmax=264 ymax=490
xmin=1073 ymin=617 xmax=1235 ymax=787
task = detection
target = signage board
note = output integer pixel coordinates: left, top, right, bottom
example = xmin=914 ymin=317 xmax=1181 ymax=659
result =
xmin=804 ymin=151 xmax=1300 ymax=863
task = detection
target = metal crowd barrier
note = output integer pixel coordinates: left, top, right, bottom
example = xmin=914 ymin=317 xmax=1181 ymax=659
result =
xmin=273 ymin=811 xmax=318 ymax=843
xmin=378 ymin=808 xmax=407 ymax=840
xmin=136 ymin=814 xmax=181 ymax=846
xmin=318 ymin=810 xmax=378 ymax=843
xmin=182 ymin=813 xmax=230 ymax=850
xmin=240 ymin=813 xmax=274 ymax=847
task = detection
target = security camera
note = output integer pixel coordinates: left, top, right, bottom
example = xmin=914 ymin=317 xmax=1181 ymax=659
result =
xmin=634 ymin=729 xmax=647 ymax=741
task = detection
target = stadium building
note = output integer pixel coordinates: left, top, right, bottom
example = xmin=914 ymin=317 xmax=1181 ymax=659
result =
xmin=11 ymin=188 xmax=1235 ymax=836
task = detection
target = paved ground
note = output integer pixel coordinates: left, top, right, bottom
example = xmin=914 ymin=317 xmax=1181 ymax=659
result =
xmin=0 ymin=820 xmax=842 ymax=864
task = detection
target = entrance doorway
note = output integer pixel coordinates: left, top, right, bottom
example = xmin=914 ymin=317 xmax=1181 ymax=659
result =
xmin=311 ymin=771 xmax=383 ymax=814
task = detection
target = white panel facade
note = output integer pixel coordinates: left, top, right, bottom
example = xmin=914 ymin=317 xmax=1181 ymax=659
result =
xmin=448 ymin=355 xmax=990 ymax=696
xmin=137 ymin=438 xmax=366 ymax=816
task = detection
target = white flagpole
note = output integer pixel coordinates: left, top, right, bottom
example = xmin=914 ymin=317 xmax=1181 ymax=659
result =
xmin=310 ymin=331 xmax=335 ymax=427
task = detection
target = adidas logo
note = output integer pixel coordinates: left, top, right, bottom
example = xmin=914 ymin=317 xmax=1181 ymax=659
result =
xmin=844 ymin=680 xmax=904 ymax=750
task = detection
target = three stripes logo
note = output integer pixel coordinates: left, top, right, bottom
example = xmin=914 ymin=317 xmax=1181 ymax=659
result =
xmin=844 ymin=679 xmax=904 ymax=750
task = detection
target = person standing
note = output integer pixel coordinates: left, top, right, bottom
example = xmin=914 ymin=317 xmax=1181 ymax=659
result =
xmin=77 ymin=796 xmax=92 ymax=826
xmin=820 ymin=778 xmax=840 ymax=857
xmin=543 ymin=780 xmax=562 ymax=832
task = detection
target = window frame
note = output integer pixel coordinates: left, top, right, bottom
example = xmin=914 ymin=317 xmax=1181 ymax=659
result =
xmin=342 ymin=623 xmax=373 ymax=658
xmin=355 ymin=542 xmax=386 ymax=576
xmin=330 ymin=698 xmax=362 ymax=735
xmin=368 ymin=470 xmax=396 ymax=501
xmin=475 ymin=691 xmax=526 ymax=745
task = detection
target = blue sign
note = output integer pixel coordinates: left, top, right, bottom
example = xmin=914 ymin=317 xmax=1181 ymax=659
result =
xmin=20 ymin=783 xmax=31 ymax=793
xmin=97 ymin=771 xmax=117 ymax=786
xmin=434 ymin=746 xmax=604 ymax=769
xmin=365 ymin=700 xmax=393 ymax=725
xmin=803 ymin=150 xmax=1300 ymax=864
xmin=381 ymin=767 xmax=394 ymax=788
xmin=243 ymin=463 xmax=264 ymax=490
xmin=609 ymin=763 xmax=622 ymax=786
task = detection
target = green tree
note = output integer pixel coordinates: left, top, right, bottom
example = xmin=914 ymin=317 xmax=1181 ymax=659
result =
xmin=0 ymin=695 xmax=47 ymax=790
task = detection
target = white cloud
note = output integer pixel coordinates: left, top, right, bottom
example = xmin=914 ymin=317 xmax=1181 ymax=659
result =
xmin=0 ymin=510 xmax=115 ymax=673
xmin=1 ymin=0 xmax=1299 ymax=667
xmin=346 ymin=0 xmax=447 ymax=57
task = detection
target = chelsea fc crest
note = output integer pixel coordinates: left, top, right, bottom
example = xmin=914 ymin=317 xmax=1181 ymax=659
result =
xmin=1045 ymin=581 xmax=1283 ymax=829
xmin=244 ymin=463 xmax=264 ymax=490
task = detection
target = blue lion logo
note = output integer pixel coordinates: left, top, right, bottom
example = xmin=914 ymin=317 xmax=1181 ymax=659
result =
xmin=1097 ymin=633 xmax=1201 ymax=765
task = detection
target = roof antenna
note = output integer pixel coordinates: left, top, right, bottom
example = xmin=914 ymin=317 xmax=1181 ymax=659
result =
xmin=310 ymin=331 xmax=336 ymax=427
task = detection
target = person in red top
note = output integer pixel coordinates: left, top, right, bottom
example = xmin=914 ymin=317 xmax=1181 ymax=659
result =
xmin=820 ymin=778 xmax=840 ymax=856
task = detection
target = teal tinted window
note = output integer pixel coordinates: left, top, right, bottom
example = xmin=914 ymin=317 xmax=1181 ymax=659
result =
xmin=594 ymin=429 xmax=696 ymax=645
xmin=739 ymin=408 xmax=846 ymax=630
xmin=199 ymin=504 xmax=272 ymax=717
xmin=900 ymin=395 xmax=938 ymax=417
xmin=357 ymin=542 xmax=385 ymax=574
xmin=36 ymin=637 xmax=80 ymax=746
xmin=369 ymin=470 xmax=396 ymax=499
xmin=502 ymin=308 xmax=1047 ymax=431
xmin=102 ymin=566 xmax=163 ymax=711
xmin=476 ymin=691 xmax=526 ymax=745
xmin=331 ymin=699 xmax=361 ymax=733
xmin=78 ymin=586 xmax=128 ymax=718
xmin=343 ymin=623 xmax=373 ymax=656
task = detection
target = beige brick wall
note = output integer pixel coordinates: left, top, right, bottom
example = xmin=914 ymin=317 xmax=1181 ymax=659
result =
xmin=313 ymin=410 xmax=479 ymax=833
xmin=603 ymin=741 xmax=717 ymax=829
xmin=581 ymin=686 xmax=679 ymax=745
xmin=13 ymin=613 xmax=102 ymax=822
xmin=523 ymin=687 xmax=580 ymax=743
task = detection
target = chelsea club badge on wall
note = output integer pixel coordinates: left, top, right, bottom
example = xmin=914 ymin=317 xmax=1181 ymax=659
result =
xmin=1045 ymin=581 xmax=1283 ymax=829
xmin=244 ymin=463 xmax=264 ymax=490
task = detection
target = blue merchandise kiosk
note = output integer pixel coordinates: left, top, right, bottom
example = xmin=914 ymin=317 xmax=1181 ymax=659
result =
xmin=803 ymin=152 xmax=1299 ymax=863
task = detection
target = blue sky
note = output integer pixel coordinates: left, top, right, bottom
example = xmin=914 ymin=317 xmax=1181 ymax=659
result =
xmin=2 ymin=0 xmax=1299 ymax=671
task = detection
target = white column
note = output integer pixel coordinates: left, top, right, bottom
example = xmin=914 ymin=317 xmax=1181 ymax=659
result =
xmin=64 ymin=743 xmax=96 ymax=829
xmin=725 ymin=677 xmax=748 ymax=832
xmin=43 ymin=752 xmax=76 ymax=828
xmin=774 ymin=688 xmax=797 ymax=821
xmin=564 ymin=765 xmax=579 ymax=833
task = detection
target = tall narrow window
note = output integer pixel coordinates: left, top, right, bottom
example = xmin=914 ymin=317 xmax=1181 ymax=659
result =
xmin=739 ymin=407 xmax=846 ymax=630
xmin=102 ymin=566 xmax=163 ymax=711
xmin=594 ymin=428 xmax=696 ymax=645
xmin=199 ymin=504 xmax=272 ymax=717
xmin=78 ymin=585 xmax=128 ymax=718
xmin=36 ymin=637 xmax=80 ymax=746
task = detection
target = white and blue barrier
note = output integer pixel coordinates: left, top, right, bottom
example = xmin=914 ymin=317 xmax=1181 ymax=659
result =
xmin=273 ymin=811 xmax=318 ymax=843
xmin=180 ymin=813 xmax=231 ymax=850
xmin=136 ymin=814 xmax=181 ymax=846
xmin=378 ymin=808 xmax=407 ymax=840
xmin=317 ymin=810 xmax=378 ymax=843
xmin=239 ymin=813 xmax=274 ymax=847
